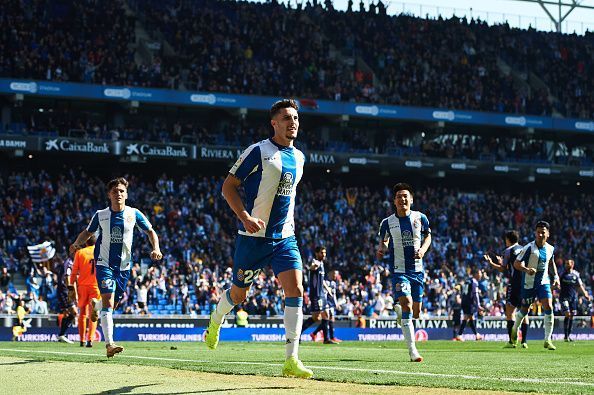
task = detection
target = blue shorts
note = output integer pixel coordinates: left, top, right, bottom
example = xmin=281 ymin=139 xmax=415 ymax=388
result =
xmin=392 ymin=272 xmax=424 ymax=302
xmin=521 ymin=283 xmax=552 ymax=306
xmin=96 ymin=265 xmax=130 ymax=304
xmin=232 ymin=235 xmax=302 ymax=288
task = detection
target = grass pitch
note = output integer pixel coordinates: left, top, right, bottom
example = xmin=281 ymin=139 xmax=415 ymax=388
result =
xmin=1 ymin=340 xmax=593 ymax=394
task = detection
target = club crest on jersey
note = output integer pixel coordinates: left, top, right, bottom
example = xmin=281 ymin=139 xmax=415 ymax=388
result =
xmin=401 ymin=230 xmax=414 ymax=247
xmin=276 ymin=172 xmax=294 ymax=196
xmin=110 ymin=227 xmax=123 ymax=243
xmin=126 ymin=215 xmax=134 ymax=224
xmin=237 ymin=269 xmax=245 ymax=282
xmin=413 ymin=218 xmax=421 ymax=229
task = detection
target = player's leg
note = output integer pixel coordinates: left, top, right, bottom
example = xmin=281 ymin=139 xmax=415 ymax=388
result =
xmin=86 ymin=287 xmax=100 ymax=347
xmin=540 ymin=286 xmax=555 ymax=350
xmin=328 ymin=308 xmax=340 ymax=342
xmin=77 ymin=286 xmax=89 ymax=346
xmin=504 ymin=303 xmax=516 ymax=346
xmin=322 ymin=308 xmax=337 ymax=344
xmin=457 ymin=312 xmax=468 ymax=339
xmin=206 ymin=235 xmax=265 ymax=350
xmin=396 ymin=274 xmax=422 ymax=362
xmin=562 ymin=298 xmax=575 ymax=341
xmin=274 ymin=236 xmax=312 ymax=378
xmin=95 ymin=265 xmax=121 ymax=356
xmin=512 ymin=288 xmax=532 ymax=345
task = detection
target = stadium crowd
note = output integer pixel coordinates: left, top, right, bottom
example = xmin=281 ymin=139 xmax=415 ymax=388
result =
xmin=1 ymin=0 xmax=592 ymax=118
xmin=1 ymin=170 xmax=592 ymax=318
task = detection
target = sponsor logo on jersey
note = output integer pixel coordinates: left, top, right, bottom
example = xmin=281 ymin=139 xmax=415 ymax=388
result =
xmin=401 ymin=230 xmax=415 ymax=247
xmin=276 ymin=172 xmax=294 ymax=196
xmin=111 ymin=227 xmax=123 ymax=243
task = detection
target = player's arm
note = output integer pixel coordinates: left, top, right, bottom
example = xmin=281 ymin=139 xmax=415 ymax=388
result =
xmin=309 ymin=260 xmax=320 ymax=271
xmin=69 ymin=251 xmax=81 ymax=287
xmin=577 ymin=275 xmax=591 ymax=301
xmin=222 ymin=174 xmax=265 ymax=233
xmin=70 ymin=211 xmax=99 ymax=255
xmin=376 ymin=218 xmax=389 ymax=259
xmin=415 ymin=233 xmax=431 ymax=259
xmin=69 ymin=229 xmax=94 ymax=255
xmin=514 ymin=259 xmax=536 ymax=275
xmin=147 ymin=228 xmax=163 ymax=261
xmin=548 ymin=255 xmax=560 ymax=289
xmin=484 ymin=254 xmax=505 ymax=272
xmin=513 ymin=245 xmax=536 ymax=275
xmin=415 ymin=214 xmax=432 ymax=259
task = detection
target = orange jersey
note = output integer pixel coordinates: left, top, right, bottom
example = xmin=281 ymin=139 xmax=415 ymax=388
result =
xmin=71 ymin=246 xmax=99 ymax=288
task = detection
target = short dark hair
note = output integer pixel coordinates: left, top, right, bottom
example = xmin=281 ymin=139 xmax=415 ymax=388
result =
xmin=504 ymin=230 xmax=519 ymax=244
xmin=315 ymin=246 xmax=326 ymax=253
xmin=471 ymin=267 xmax=482 ymax=276
xmin=536 ymin=220 xmax=550 ymax=230
xmin=107 ymin=177 xmax=129 ymax=192
xmin=393 ymin=183 xmax=413 ymax=197
xmin=270 ymin=99 xmax=299 ymax=119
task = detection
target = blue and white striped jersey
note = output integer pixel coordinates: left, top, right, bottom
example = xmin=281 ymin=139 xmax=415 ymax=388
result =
xmin=86 ymin=206 xmax=153 ymax=271
xmin=229 ymin=138 xmax=305 ymax=239
xmin=378 ymin=211 xmax=431 ymax=274
xmin=516 ymin=241 xmax=555 ymax=290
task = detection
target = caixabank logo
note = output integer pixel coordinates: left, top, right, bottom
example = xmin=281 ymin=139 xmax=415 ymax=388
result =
xmin=125 ymin=143 xmax=189 ymax=158
xmin=44 ymin=138 xmax=110 ymax=154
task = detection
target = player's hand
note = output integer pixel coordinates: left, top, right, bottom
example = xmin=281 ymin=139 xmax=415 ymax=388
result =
xmin=67 ymin=286 xmax=77 ymax=303
xmin=525 ymin=268 xmax=537 ymax=276
xmin=376 ymin=249 xmax=385 ymax=259
xmin=414 ymin=249 xmax=425 ymax=259
xmin=69 ymin=243 xmax=82 ymax=255
xmin=552 ymin=279 xmax=561 ymax=290
xmin=241 ymin=215 xmax=265 ymax=234
xmin=150 ymin=249 xmax=163 ymax=261
xmin=483 ymin=254 xmax=493 ymax=264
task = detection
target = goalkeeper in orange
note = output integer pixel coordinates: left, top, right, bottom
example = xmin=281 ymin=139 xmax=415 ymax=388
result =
xmin=70 ymin=235 xmax=100 ymax=347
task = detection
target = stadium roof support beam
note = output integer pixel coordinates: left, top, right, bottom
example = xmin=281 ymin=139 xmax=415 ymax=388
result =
xmin=512 ymin=0 xmax=593 ymax=32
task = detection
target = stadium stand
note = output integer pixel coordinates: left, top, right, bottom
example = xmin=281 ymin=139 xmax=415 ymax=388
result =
xmin=1 ymin=0 xmax=592 ymax=118
xmin=0 ymin=170 xmax=591 ymax=318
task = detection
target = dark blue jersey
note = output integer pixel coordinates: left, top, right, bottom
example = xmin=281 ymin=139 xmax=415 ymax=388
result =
xmin=503 ymin=243 xmax=523 ymax=290
xmin=462 ymin=277 xmax=479 ymax=306
xmin=308 ymin=258 xmax=326 ymax=299
xmin=560 ymin=270 xmax=583 ymax=300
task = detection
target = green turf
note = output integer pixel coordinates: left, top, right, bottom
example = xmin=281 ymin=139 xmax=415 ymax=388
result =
xmin=1 ymin=340 xmax=593 ymax=393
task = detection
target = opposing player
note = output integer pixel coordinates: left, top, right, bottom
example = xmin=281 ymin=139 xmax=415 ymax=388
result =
xmin=325 ymin=269 xmax=341 ymax=343
xmin=377 ymin=183 xmax=431 ymax=362
xmin=484 ymin=230 xmax=529 ymax=348
xmin=302 ymin=246 xmax=336 ymax=344
xmin=511 ymin=221 xmax=559 ymax=350
xmin=205 ymin=99 xmax=312 ymax=378
xmin=560 ymin=259 xmax=591 ymax=341
xmin=70 ymin=235 xmax=100 ymax=347
xmin=455 ymin=268 xmax=484 ymax=341
xmin=55 ymin=256 xmax=77 ymax=344
xmin=69 ymin=177 xmax=162 ymax=358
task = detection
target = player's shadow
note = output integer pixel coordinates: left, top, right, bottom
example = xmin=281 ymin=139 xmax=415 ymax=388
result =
xmin=92 ymin=384 xmax=295 ymax=394
xmin=0 ymin=360 xmax=40 ymax=366
xmin=92 ymin=383 xmax=160 ymax=395
xmin=189 ymin=387 xmax=297 ymax=393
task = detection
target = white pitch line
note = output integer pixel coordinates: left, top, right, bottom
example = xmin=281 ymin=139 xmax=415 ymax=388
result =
xmin=1 ymin=348 xmax=592 ymax=388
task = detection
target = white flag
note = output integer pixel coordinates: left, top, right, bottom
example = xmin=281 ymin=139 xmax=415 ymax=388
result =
xmin=27 ymin=241 xmax=56 ymax=263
